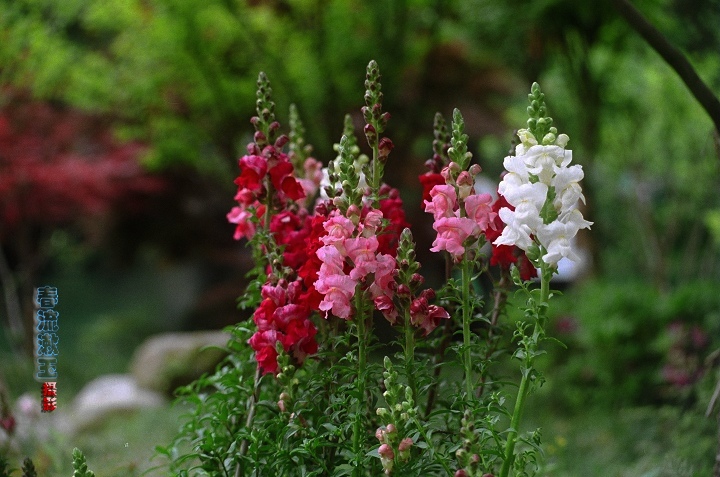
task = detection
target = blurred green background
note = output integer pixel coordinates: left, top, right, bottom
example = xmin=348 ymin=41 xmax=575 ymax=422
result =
xmin=1 ymin=0 xmax=720 ymax=475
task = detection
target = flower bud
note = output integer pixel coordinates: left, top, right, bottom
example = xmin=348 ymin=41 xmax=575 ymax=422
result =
xmin=254 ymin=131 xmax=267 ymax=144
xmin=420 ymin=288 xmax=436 ymax=301
xmin=396 ymin=284 xmax=411 ymax=297
xmin=555 ymin=133 xmax=569 ymax=148
xmin=398 ymin=437 xmax=413 ymax=452
xmin=347 ymin=204 xmax=361 ymax=220
xmin=410 ymin=273 xmax=424 ymax=286
xmin=364 ymin=124 xmax=377 ymax=145
xmin=542 ymin=133 xmax=556 ymax=145
xmin=378 ymin=137 xmax=394 ymax=163
xmin=275 ymin=134 xmax=289 ymax=149
xmin=454 ymin=471 xmax=469 ymax=477
xmin=469 ymin=163 xmax=482 ymax=176
xmin=456 ymin=171 xmax=473 ymax=199
xmin=378 ymin=443 xmax=394 ymax=459
xmin=386 ymin=423 xmax=397 ymax=434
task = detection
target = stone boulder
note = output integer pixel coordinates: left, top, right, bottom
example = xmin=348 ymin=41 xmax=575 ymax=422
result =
xmin=57 ymin=374 xmax=165 ymax=434
xmin=129 ymin=331 xmax=231 ymax=395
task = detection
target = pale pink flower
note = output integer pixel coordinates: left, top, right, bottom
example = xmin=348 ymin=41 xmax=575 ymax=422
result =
xmin=372 ymin=254 xmax=397 ymax=292
xmin=361 ymin=209 xmax=384 ymax=237
xmin=430 ymin=217 xmax=477 ymax=257
xmin=424 ymin=184 xmax=457 ymax=220
xmin=315 ymin=273 xmax=356 ymax=319
xmin=321 ymin=214 xmax=355 ymax=247
xmin=463 ymin=193 xmax=496 ymax=233
xmin=316 ymin=245 xmax=345 ymax=276
xmin=345 ymin=236 xmax=379 ymax=280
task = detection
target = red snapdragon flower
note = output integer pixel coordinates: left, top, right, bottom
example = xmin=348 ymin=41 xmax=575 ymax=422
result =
xmin=249 ymin=280 xmax=318 ymax=375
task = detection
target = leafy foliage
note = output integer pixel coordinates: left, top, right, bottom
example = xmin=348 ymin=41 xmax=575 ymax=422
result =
xmin=71 ymin=449 xmax=95 ymax=477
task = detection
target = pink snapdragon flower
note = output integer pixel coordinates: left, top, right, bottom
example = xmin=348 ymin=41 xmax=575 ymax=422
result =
xmin=315 ymin=273 xmax=356 ymax=319
xmin=316 ymin=244 xmax=345 ymax=277
xmin=345 ymin=236 xmax=379 ymax=280
xmin=430 ymin=216 xmax=477 ymax=257
xmin=235 ymin=154 xmax=267 ymax=192
xmin=424 ymin=184 xmax=457 ymax=220
xmin=227 ymin=207 xmax=256 ymax=240
xmin=463 ymin=192 xmax=495 ymax=233
xmin=361 ymin=209 xmax=384 ymax=236
xmin=322 ymin=214 xmax=355 ymax=247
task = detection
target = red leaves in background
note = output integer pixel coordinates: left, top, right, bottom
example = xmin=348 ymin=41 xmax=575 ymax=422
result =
xmin=0 ymin=89 xmax=165 ymax=230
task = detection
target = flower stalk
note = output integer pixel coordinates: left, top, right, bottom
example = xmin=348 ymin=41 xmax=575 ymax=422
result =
xmin=499 ymin=264 xmax=551 ymax=477
xmin=353 ymin=286 xmax=369 ymax=477
xmin=461 ymin=256 xmax=474 ymax=400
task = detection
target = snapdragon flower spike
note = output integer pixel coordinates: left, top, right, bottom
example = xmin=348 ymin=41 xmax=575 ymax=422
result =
xmin=361 ymin=60 xmax=393 ymax=203
xmin=249 ymin=279 xmax=318 ymax=375
xmin=494 ymin=83 xmax=592 ymax=268
xmin=419 ymin=112 xmax=451 ymax=204
xmin=374 ymin=357 xmax=419 ymax=473
xmin=323 ymin=126 xmax=368 ymax=212
xmin=314 ymin=206 xmax=399 ymax=321
xmin=227 ymin=74 xmax=306 ymax=241
xmin=287 ymin=105 xmax=323 ymax=205
xmin=424 ymin=109 xmax=496 ymax=260
xmin=382 ymin=228 xmax=450 ymax=333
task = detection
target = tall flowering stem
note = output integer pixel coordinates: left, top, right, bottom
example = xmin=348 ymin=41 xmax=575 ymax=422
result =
xmin=352 ymin=286 xmax=369 ymax=477
xmin=447 ymin=108 xmax=477 ymax=400
xmin=361 ymin=60 xmax=392 ymax=208
xmin=496 ymin=82 xmax=591 ymax=477
xmin=499 ymin=265 xmax=550 ymax=477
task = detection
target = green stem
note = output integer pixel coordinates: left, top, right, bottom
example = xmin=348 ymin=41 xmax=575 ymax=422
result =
xmin=499 ymin=365 xmax=530 ymax=477
xmin=235 ymin=367 xmax=262 ymax=477
xmin=461 ymin=257 xmax=473 ymax=400
xmin=404 ymin=309 xmax=417 ymax=401
xmin=353 ymin=287 xmax=368 ymax=477
xmin=371 ymin=141 xmax=380 ymax=207
xmin=499 ymin=266 xmax=550 ymax=477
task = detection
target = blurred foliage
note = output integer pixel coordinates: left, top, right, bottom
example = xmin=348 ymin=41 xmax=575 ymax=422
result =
xmin=542 ymin=279 xmax=720 ymax=409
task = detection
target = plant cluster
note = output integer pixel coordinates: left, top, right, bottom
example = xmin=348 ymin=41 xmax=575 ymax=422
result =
xmin=162 ymin=61 xmax=590 ymax=476
xmin=0 ymin=448 xmax=94 ymax=477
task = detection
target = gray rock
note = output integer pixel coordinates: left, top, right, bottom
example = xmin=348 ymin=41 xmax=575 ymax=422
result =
xmin=129 ymin=331 xmax=231 ymax=395
xmin=58 ymin=374 xmax=165 ymax=434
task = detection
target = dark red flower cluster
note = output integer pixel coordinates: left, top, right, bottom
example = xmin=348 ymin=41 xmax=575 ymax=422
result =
xmin=484 ymin=194 xmax=537 ymax=281
xmin=249 ymin=280 xmax=318 ymax=375
xmin=228 ymin=142 xmax=305 ymax=241
xmin=409 ymin=288 xmax=450 ymax=335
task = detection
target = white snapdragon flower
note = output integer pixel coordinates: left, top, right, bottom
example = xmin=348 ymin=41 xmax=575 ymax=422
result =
xmin=495 ymin=129 xmax=592 ymax=267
